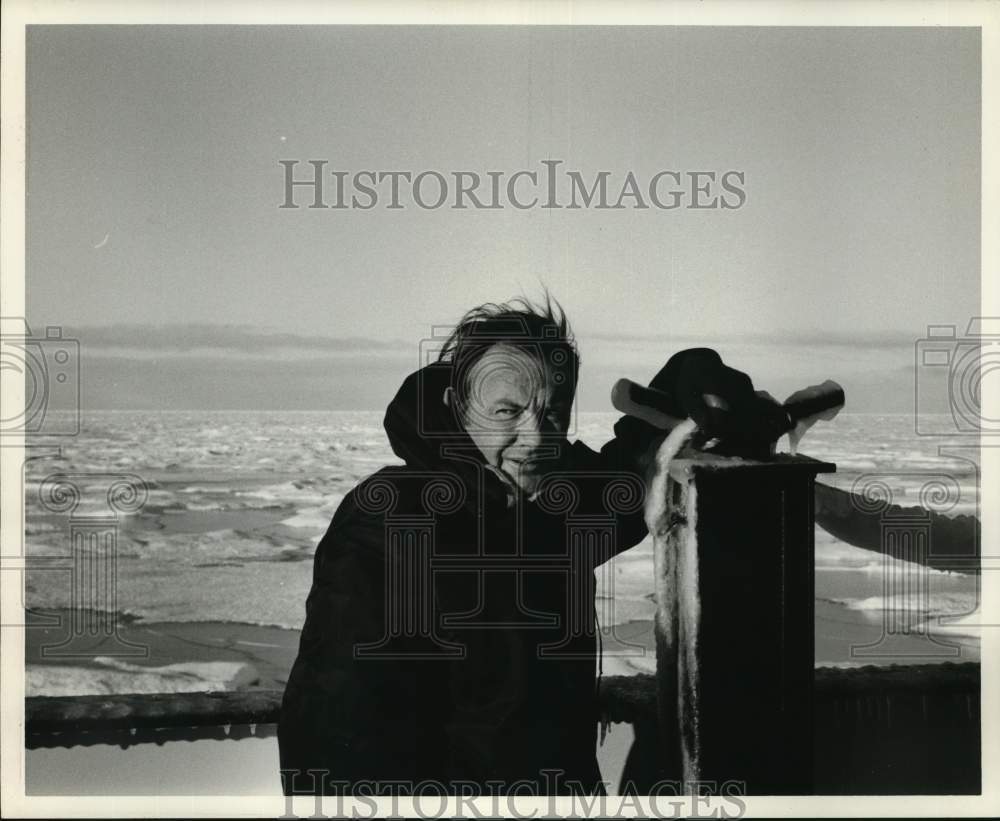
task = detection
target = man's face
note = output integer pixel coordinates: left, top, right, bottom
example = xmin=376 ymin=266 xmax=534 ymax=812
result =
xmin=453 ymin=343 xmax=574 ymax=495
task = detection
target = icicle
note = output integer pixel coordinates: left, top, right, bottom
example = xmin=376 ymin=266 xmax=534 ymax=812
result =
xmin=599 ymin=713 xmax=612 ymax=746
xmin=645 ymin=419 xmax=700 ymax=779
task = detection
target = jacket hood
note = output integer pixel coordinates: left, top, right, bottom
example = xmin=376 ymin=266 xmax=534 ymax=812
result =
xmin=383 ymin=362 xmax=515 ymax=509
xmin=383 ymin=362 xmax=470 ymax=468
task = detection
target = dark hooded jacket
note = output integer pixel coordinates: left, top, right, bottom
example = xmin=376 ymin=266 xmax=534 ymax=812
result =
xmin=278 ymin=362 xmax=654 ymax=795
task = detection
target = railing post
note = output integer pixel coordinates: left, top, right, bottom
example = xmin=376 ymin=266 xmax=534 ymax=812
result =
xmin=654 ymin=453 xmax=835 ymax=794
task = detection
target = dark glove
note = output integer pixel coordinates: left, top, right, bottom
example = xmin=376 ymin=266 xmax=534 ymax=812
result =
xmin=647 ymin=348 xmax=790 ymax=456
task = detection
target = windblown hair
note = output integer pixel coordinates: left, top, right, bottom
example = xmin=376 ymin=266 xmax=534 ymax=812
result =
xmin=437 ymin=295 xmax=581 ymax=403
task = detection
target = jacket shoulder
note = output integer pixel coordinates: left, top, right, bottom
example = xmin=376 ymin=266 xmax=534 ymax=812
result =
xmin=333 ymin=465 xmax=463 ymax=522
xmin=315 ymin=466 xmax=463 ymax=565
xmin=316 ymin=467 xmax=407 ymax=549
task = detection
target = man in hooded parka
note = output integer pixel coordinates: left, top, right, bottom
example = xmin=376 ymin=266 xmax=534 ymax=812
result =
xmin=279 ymin=298 xmax=667 ymax=796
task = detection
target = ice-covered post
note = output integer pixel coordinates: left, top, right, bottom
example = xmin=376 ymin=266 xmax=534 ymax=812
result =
xmin=652 ymin=451 xmax=835 ymax=794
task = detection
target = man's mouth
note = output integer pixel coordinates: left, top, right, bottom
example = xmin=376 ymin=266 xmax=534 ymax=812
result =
xmin=505 ymin=457 xmax=542 ymax=471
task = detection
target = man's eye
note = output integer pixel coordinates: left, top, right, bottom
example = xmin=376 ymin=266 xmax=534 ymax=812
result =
xmin=494 ymin=407 xmax=519 ymax=417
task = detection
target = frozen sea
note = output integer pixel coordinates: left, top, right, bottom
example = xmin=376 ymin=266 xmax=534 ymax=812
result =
xmin=23 ymin=411 xmax=982 ymax=694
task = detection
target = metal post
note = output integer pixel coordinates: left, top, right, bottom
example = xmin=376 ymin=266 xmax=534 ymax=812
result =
xmin=654 ymin=453 xmax=834 ymax=794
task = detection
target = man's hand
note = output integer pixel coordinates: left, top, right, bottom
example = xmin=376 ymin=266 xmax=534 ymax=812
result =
xmin=614 ymin=350 xmax=844 ymax=460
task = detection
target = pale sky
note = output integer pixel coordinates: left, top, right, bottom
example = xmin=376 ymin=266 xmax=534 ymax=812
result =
xmin=26 ymin=26 xmax=980 ymax=411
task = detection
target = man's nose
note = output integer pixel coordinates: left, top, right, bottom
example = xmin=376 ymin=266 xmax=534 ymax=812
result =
xmin=514 ymin=409 xmax=546 ymax=449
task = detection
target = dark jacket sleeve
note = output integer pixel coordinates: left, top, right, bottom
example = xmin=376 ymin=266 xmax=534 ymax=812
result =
xmin=568 ymin=414 xmax=665 ymax=562
xmin=278 ymin=484 xmax=451 ymax=791
xmin=278 ymin=490 xmax=388 ymax=790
